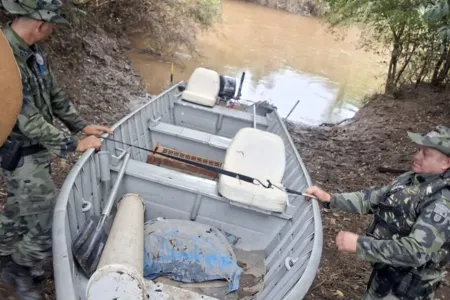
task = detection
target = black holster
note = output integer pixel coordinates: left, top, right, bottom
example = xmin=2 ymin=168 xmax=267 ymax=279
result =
xmin=0 ymin=141 xmax=46 ymax=172
xmin=368 ymin=265 xmax=402 ymax=297
xmin=368 ymin=265 xmax=437 ymax=300
xmin=0 ymin=140 xmax=23 ymax=171
xmin=392 ymin=272 xmax=435 ymax=300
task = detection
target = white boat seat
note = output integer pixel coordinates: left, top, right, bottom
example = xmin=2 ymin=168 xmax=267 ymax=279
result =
xmin=182 ymin=67 xmax=220 ymax=107
xmin=217 ymin=127 xmax=288 ymax=213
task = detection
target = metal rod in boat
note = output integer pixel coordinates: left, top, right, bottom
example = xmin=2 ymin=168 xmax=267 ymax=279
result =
xmin=285 ymin=100 xmax=300 ymax=120
xmin=253 ymin=104 xmax=256 ymax=128
xmin=101 ymin=136 xmax=318 ymax=200
xmin=169 ymin=62 xmax=174 ymax=87
xmin=235 ymin=71 xmax=245 ymax=100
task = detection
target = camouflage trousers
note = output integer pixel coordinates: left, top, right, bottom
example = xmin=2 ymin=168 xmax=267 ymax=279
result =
xmin=0 ymin=150 xmax=56 ymax=268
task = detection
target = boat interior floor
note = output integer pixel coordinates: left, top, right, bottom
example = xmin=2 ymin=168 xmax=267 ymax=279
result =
xmin=85 ymin=97 xmax=315 ymax=299
xmin=149 ymin=248 xmax=266 ymax=300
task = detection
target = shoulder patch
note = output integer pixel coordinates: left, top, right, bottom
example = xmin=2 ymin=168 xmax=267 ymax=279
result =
xmin=430 ymin=202 xmax=450 ymax=224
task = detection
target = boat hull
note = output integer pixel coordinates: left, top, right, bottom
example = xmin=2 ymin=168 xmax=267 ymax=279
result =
xmin=52 ymin=83 xmax=323 ymax=300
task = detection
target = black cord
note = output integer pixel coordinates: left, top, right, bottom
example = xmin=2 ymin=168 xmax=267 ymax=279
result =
xmin=103 ymin=136 xmax=258 ymax=185
xmin=101 ymin=136 xmax=317 ymax=199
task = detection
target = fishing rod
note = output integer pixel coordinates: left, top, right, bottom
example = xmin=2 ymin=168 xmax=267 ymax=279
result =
xmin=101 ymin=136 xmax=318 ymax=200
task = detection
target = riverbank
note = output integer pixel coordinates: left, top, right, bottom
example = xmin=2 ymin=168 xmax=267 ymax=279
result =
xmin=241 ymin=0 xmax=326 ymax=15
xmin=287 ymin=84 xmax=450 ymax=299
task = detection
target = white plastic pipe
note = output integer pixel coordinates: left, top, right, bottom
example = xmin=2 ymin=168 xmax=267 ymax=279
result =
xmin=86 ymin=193 xmax=147 ymax=300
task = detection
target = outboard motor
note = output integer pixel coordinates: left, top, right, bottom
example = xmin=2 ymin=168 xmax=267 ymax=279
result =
xmin=218 ymin=75 xmax=237 ymax=100
xmin=177 ymin=83 xmax=187 ymax=92
xmin=178 ymin=67 xmax=246 ymax=107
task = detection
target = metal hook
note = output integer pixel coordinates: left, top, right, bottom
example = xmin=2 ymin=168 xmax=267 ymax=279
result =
xmin=253 ymin=178 xmax=272 ymax=188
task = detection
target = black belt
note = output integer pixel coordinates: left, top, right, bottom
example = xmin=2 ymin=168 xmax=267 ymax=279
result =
xmin=20 ymin=144 xmax=46 ymax=156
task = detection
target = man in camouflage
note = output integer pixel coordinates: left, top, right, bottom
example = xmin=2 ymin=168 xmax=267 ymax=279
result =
xmin=0 ymin=0 xmax=112 ymax=298
xmin=306 ymin=125 xmax=450 ymax=300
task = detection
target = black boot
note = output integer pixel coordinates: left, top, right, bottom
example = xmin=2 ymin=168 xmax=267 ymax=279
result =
xmin=0 ymin=261 xmax=41 ymax=300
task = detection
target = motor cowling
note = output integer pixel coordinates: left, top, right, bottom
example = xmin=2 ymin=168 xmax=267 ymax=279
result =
xmin=219 ymin=75 xmax=237 ymax=99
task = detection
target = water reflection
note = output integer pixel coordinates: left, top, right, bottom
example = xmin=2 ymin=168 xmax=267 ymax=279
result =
xmin=237 ymin=69 xmax=359 ymax=125
xmin=127 ymin=0 xmax=386 ymax=125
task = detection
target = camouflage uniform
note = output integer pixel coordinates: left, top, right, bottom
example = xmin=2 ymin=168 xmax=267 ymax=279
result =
xmin=325 ymin=125 xmax=450 ymax=300
xmin=0 ymin=1 xmax=85 ymax=269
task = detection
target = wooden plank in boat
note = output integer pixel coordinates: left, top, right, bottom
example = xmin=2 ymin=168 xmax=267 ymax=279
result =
xmin=147 ymin=145 xmax=222 ymax=180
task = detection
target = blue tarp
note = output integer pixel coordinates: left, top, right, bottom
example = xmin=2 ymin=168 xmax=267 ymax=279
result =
xmin=143 ymin=219 xmax=243 ymax=293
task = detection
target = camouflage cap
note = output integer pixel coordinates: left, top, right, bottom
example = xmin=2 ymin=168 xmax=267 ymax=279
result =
xmin=408 ymin=125 xmax=450 ymax=156
xmin=0 ymin=0 xmax=68 ymax=24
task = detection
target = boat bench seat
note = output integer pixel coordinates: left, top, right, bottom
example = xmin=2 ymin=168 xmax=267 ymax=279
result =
xmin=181 ymin=67 xmax=220 ymax=107
xmin=174 ymin=99 xmax=269 ymax=129
xmin=149 ymin=121 xmax=231 ymax=150
xmin=217 ymin=127 xmax=288 ymax=213
xmin=123 ymin=158 xmax=293 ymax=220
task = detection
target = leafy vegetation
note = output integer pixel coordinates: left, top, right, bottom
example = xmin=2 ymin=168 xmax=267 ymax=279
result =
xmin=322 ymin=0 xmax=450 ymax=94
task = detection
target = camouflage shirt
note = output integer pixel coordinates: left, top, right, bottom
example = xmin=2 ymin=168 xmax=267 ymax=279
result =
xmin=329 ymin=170 xmax=450 ymax=270
xmin=3 ymin=24 xmax=87 ymax=158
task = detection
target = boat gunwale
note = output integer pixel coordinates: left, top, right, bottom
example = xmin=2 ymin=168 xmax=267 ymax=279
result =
xmin=52 ymin=84 xmax=183 ymax=300
xmin=52 ymin=82 xmax=323 ymax=300
xmin=266 ymin=110 xmax=323 ymax=300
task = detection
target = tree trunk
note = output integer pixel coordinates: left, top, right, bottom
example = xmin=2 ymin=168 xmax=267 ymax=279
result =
xmin=415 ymin=55 xmax=429 ymax=88
xmin=435 ymin=45 xmax=450 ymax=85
xmin=431 ymin=43 xmax=447 ymax=85
xmin=395 ymin=42 xmax=417 ymax=87
xmin=386 ymin=39 xmax=401 ymax=93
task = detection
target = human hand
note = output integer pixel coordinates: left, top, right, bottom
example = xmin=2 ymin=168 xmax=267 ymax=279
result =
xmin=82 ymin=125 xmax=113 ymax=137
xmin=76 ymin=135 xmax=102 ymax=152
xmin=336 ymin=231 xmax=359 ymax=253
xmin=305 ymin=185 xmax=331 ymax=203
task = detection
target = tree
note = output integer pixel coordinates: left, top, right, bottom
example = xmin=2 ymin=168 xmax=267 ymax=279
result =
xmin=322 ymin=0 xmax=450 ymax=93
xmin=422 ymin=0 xmax=450 ymax=85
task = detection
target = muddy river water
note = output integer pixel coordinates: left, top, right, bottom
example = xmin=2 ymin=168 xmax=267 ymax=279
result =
xmin=128 ymin=0 xmax=386 ymax=125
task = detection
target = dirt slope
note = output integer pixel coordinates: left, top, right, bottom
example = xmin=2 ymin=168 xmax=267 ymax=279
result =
xmin=286 ymin=84 xmax=450 ymax=299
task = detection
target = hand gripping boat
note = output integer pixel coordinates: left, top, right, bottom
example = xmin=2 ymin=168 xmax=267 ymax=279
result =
xmin=52 ymin=67 xmax=323 ymax=300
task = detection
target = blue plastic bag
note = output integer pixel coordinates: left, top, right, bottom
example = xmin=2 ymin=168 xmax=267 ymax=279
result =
xmin=143 ymin=219 xmax=243 ymax=293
